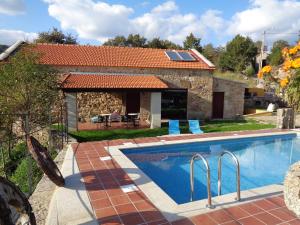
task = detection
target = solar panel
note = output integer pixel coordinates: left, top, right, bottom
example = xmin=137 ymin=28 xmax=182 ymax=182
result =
xmin=177 ymin=52 xmax=196 ymax=61
xmin=165 ymin=51 xmax=181 ymax=61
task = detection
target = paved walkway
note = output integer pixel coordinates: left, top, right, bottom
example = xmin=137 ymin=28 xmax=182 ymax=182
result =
xmin=71 ymin=129 xmax=300 ymax=225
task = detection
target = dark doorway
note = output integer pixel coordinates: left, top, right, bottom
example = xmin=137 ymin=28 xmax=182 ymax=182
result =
xmin=126 ymin=92 xmax=140 ymax=113
xmin=161 ymin=90 xmax=187 ymax=119
xmin=212 ymin=92 xmax=224 ymax=119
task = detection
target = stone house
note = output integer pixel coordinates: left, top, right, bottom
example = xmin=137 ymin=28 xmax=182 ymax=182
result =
xmin=0 ymin=42 xmax=246 ymax=130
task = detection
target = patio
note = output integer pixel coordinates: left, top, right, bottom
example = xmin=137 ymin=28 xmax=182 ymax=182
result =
xmin=47 ymin=129 xmax=300 ymax=225
xmin=78 ymin=120 xmax=150 ymax=131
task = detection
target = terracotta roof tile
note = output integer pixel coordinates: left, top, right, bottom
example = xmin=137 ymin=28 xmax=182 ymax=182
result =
xmin=61 ymin=74 xmax=169 ymax=89
xmin=34 ymin=44 xmax=214 ymax=70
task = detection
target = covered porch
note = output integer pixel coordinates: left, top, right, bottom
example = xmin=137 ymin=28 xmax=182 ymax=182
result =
xmin=62 ymin=74 xmax=168 ymax=131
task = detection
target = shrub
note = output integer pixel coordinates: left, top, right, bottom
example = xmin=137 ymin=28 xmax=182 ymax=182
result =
xmin=244 ymin=65 xmax=256 ymax=76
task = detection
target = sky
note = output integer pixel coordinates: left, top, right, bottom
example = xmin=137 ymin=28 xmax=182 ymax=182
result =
xmin=1 ymin=0 xmax=300 ymax=48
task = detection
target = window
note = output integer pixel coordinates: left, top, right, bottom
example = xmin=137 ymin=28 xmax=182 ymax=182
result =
xmin=161 ymin=90 xmax=187 ymax=119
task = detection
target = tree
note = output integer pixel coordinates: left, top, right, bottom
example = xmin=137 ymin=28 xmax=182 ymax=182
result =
xmin=219 ymin=35 xmax=258 ymax=72
xmin=267 ymin=40 xmax=289 ymax=66
xmin=35 ymin=27 xmax=77 ymax=44
xmin=258 ymin=42 xmax=300 ymax=110
xmin=0 ymin=44 xmax=8 ymax=53
xmin=127 ymin=34 xmax=147 ymax=47
xmin=0 ymin=46 xmax=59 ymax=132
xmin=202 ymin=44 xmax=224 ymax=65
xmin=103 ymin=35 xmax=128 ymax=47
xmin=147 ymin=38 xmax=181 ymax=49
xmin=183 ymin=33 xmax=202 ymax=52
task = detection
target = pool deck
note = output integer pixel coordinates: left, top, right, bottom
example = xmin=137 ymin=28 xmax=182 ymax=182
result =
xmin=71 ymin=129 xmax=300 ymax=225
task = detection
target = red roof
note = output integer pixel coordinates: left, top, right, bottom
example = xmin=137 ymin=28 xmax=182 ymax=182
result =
xmin=61 ymin=74 xmax=169 ymax=89
xmin=34 ymin=44 xmax=214 ymax=70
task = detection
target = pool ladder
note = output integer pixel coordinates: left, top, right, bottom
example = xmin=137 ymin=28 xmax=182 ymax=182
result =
xmin=190 ymin=151 xmax=241 ymax=209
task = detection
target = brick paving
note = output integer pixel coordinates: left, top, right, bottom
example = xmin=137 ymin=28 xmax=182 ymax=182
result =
xmin=71 ymin=129 xmax=300 ymax=225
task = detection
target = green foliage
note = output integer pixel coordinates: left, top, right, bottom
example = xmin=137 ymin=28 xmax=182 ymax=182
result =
xmin=244 ymin=65 xmax=256 ymax=77
xmin=267 ymin=40 xmax=289 ymax=66
xmin=202 ymin=44 xmax=224 ymax=65
xmin=219 ymin=35 xmax=258 ymax=72
xmin=213 ymin=70 xmax=257 ymax=87
xmin=103 ymin=34 xmax=181 ymax=49
xmin=0 ymin=44 xmax=8 ymax=53
xmin=286 ymin=69 xmax=300 ymax=111
xmin=35 ymin=27 xmax=77 ymax=44
xmin=183 ymin=33 xmax=202 ymax=52
xmin=0 ymin=48 xmax=59 ymax=132
xmin=147 ymin=38 xmax=181 ymax=49
xmin=70 ymin=120 xmax=275 ymax=142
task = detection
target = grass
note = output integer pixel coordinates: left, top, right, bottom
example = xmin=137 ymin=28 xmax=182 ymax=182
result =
xmin=213 ymin=70 xmax=257 ymax=87
xmin=70 ymin=119 xmax=276 ymax=142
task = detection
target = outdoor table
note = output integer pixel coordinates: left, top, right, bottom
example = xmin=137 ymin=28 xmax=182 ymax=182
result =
xmin=100 ymin=113 xmax=111 ymax=127
xmin=127 ymin=113 xmax=139 ymax=127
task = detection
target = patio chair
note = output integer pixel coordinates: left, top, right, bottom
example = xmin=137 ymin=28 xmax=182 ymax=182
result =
xmin=168 ymin=120 xmax=180 ymax=135
xmin=91 ymin=115 xmax=103 ymax=123
xmin=188 ymin=120 xmax=204 ymax=134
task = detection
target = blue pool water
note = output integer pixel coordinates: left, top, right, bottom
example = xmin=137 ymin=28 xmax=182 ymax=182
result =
xmin=122 ymin=134 xmax=300 ymax=204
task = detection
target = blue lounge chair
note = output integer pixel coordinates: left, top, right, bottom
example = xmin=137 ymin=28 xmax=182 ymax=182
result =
xmin=189 ymin=120 xmax=204 ymax=134
xmin=168 ymin=120 xmax=180 ymax=135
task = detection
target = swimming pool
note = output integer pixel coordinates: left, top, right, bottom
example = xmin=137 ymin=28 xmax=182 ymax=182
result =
xmin=122 ymin=134 xmax=300 ymax=204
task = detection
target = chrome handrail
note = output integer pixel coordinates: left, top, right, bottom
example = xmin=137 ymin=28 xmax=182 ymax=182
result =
xmin=218 ymin=151 xmax=241 ymax=201
xmin=190 ymin=153 xmax=213 ymax=208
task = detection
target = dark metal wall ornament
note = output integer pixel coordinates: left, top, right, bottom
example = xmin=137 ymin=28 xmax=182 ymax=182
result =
xmin=26 ymin=136 xmax=65 ymax=187
xmin=0 ymin=176 xmax=36 ymax=225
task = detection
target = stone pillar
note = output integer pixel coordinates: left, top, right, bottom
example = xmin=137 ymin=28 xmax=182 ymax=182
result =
xmin=65 ymin=92 xmax=78 ymax=131
xmin=277 ymin=108 xmax=295 ymax=129
xmin=150 ymin=92 xmax=161 ymax=129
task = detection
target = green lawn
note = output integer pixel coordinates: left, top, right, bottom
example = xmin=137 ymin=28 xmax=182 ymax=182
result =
xmin=70 ymin=119 xmax=275 ymax=142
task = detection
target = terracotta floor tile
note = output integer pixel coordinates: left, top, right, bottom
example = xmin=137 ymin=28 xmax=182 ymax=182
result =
xmin=95 ymin=207 xmax=117 ymax=219
xmin=289 ymin=219 xmax=300 ymax=225
xmin=98 ymin=216 xmax=123 ymax=225
xmin=88 ymin=189 xmax=107 ymax=200
xmin=92 ymin=198 xmax=112 ymax=210
xmin=269 ymin=208 xmax=297 ymax=221
xmin=191 ymin=214 xmax=217 ymax=225
xmin=254 ymin=212 xmax=283 ymax=224
xmin=221 ymin=221 xmax=240 ymax=225
xmin=225 ymin=206 xmax=250 ymax=220
xmin=115 ymin=203 xmax=137 ymax=215
xmin=238 ymin=202 xmax=263 ymax=215
xmin=140 ymin=210 xmax=165 ymax=222
xmin=266 ymin=196 xmax=286 ymax=207
xmin=171 ymin=218 xmax=194 ymax=225
xmin=120 ymin=212 xmax=145 ymax=225
xmin=238 ymin=216 xmax=265 ymax=225
xmin=147 ymin=219 xmax=169 ymax=225
xmin=128 ymin=192 xmax=147 ymax=202
xmin=134 ymin=200 xmax=156 ymax=211
xmin=106 ymin=188 xmax=125 ymax=197
xmin=207 ymin=209 xmax=233 ymax=224
xmin=110 ymin=195 xmax=131 ymax=206
xmin=254 ymin=199 xmax=280 ymax=211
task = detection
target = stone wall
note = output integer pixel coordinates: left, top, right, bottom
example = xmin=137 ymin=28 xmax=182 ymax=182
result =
xmin=57 ymin=66 xmax=214 ymax=120
xmin=140 ymin=92 xmax=151 ymax=121
xmin=77 ymin=92 xmax=125 ymax=122
xmin=213 ymin=77 xmax=246 ymax=119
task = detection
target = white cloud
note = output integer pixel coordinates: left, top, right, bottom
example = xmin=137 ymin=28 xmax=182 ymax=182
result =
xmin=43 ymin=0 xmax=225 ymax=44
xmin=227 ymin=0 xmax=300 ymax=43
xmin=0 ymin=0 xmax=25 ymax=15
xmin=0 ymin=30 xmax=37 ymax=45
xmin=43 ymin=0 xmax=300 ymax=46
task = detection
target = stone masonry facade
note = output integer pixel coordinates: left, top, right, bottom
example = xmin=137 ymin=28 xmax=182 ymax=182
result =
xmin=58 ymin=65 xmax=244 ymax=120
xmin=213 ymin=77 xmax=246 ymax=119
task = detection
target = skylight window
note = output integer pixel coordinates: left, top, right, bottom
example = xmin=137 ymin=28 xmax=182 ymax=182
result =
xmin=165 ymin=51 xmax=196 ymax=62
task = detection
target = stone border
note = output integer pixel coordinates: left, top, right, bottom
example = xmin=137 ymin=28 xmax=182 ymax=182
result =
xmin=108 ymin=131 xmax=298 ymax=222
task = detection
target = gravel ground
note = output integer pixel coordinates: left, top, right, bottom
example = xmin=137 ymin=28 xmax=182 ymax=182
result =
xmin=249 ymin=114 xmax=300 ymax=127
xmin=29 ymin=149 xmax=67 ymax=225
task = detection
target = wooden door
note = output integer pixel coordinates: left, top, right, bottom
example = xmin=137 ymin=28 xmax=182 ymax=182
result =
xmin=212 ymin=92 xmax=224 ymax=119
xmin=126 ymin=92 xmax=140 ymax=113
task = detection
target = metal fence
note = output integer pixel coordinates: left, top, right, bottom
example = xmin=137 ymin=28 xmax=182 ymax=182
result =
xmin=0 ymin=104 xmax=68 ymax=196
